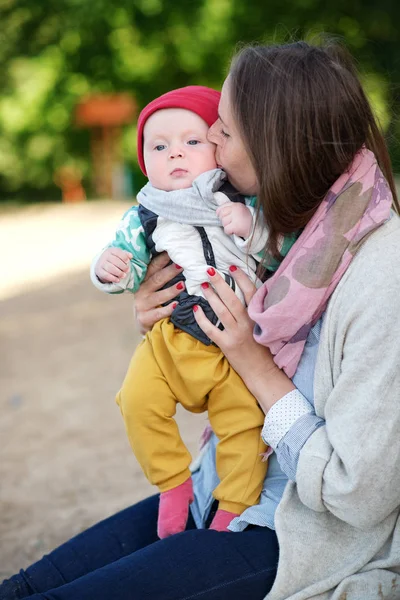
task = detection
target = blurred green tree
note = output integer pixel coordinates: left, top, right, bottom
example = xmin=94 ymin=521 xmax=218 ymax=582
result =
xmin=0 ymin=0 xmax=398 ymax=201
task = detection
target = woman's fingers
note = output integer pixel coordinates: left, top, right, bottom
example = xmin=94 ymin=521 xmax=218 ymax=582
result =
xmin=149 ymin=281 xmax=185 ymax=307
xmin=200 ymin=282 xmax=236 ymax=330
xmin=194 ymin=266 xmax=259 ymax=352
xmin=142 ymin=257 xmax=183 ymax=293
xmin=193 ymin=304 xmax=224 ymax=347
xmin=143 ymin=252 xmax=171 ymax=281
xmin=134 ymin=280 xmax=184 ymax=312
xmin=134 ymin=301 xmax=177 ymax=336
xmin=133 ymin=253 xmax=183 ymax=333
xmin=228 ymin=266 xmax=258 ymax=307
xmin=206 ymin=267 xmax=247 ymax=320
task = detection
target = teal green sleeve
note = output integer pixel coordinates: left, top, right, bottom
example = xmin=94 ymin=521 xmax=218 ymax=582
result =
xmin=106 ymin=206 xmax=151 ymax=293
xmin=245 ymin=196 xmax=298 ymax=272
xmin=258 ymin=232 xmax=298 ymax=272
xmin=246 ymin=196 xmax=258 ymax=208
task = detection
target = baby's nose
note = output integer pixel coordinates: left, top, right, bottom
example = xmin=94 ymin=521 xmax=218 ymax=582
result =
xmin=169 ymin=145 xmax=184 ymax=158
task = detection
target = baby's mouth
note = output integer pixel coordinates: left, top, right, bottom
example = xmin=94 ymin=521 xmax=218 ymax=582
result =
xmin=170 ymin=169 xmax=188 ymax=176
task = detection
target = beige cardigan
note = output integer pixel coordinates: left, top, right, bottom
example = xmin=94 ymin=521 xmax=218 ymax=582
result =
xmin=266 ymin=215 xmax=400 ymax=600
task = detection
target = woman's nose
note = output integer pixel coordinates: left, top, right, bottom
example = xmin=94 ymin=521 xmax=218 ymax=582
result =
xmin=207 ymin=121 xmax=218 ymax=144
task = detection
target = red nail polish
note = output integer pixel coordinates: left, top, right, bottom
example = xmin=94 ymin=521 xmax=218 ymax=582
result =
xmin=175 ymin=264 xmax=182 ymax=269
xmin=201 ymin=282 xmax=209 ymax=289
xmin=172 ymin=302 xmax=178 ymax=309
xmin=229 ymin=265 xmax=237 ymax=272
xmin=176 ymin=282 xmax=184 ymax=290
xmin=193 ymin=305 xmax=199 ymax=312
xmin=207 ymin=267 xmax=216 ymax=277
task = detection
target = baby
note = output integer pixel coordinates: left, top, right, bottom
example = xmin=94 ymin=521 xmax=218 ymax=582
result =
xmin=91 ymin=86 xmax=291 ymax=538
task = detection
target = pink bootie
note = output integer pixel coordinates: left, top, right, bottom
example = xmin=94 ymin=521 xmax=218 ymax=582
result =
xmin=157 ymin=477 xmax=194 ymax=539
xmin=209 ymin=509 xmax=239 ymax=532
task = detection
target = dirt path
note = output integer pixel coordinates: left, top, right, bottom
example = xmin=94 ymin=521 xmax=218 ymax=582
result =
xmin=0 ymin=202 xmax=205 ymax=576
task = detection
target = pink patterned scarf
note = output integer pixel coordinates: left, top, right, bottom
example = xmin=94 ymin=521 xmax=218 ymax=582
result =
xmin=248 ymin=148 xmax=393 ymax=378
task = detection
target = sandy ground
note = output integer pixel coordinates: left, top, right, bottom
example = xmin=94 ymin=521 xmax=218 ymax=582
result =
xmin=0 ymin=201 xmax=206 ymax=578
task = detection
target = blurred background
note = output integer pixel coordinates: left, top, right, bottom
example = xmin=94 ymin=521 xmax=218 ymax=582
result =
xmin=0 ymin=0 xmax=399 ymax=203
xmin=0 ymin=0 xmax=399 ymax=576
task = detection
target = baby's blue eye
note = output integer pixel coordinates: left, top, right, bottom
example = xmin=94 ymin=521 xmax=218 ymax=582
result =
xmin=188 ymin=140 xmax=199 ymax=145
xmin=155 ymin=144 xmax=166 ymax=151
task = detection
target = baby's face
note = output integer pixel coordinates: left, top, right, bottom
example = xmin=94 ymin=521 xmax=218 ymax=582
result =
xmin=143 ymin=108 xmax=217 ymax=191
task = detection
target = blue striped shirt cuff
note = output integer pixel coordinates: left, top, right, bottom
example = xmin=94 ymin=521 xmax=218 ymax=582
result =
xmin=275 ymin=413 xmax=325 ymax=480
xmin=261 ymin=389 xmax=325 ymax=481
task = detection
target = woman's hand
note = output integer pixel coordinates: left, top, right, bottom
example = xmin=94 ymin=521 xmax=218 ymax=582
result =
xmin=193 ymin=266 xmax=274 ymax=379
xmin=194 ymin=266 xmax=295 ymax=412
xmin=134 ymin=252 xmax=183 ymax=335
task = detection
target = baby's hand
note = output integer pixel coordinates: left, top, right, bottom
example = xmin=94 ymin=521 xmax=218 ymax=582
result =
xmin=216 ymin=202 xmax=253 ymax=238
xmin=95 ymin=248 xmax=133 ymax=283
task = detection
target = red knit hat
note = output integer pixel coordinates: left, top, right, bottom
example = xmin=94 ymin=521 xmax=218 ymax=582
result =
xmin=137 ymin=85 xmax=220 ymax=175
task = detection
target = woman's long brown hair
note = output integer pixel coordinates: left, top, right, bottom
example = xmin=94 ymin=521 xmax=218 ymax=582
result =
xmin=229 ymin=41 xmax=399 ymax=260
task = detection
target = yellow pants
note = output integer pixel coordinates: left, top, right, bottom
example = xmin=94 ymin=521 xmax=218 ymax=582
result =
xmin=116 ymin=318 xmax=268 ymax=515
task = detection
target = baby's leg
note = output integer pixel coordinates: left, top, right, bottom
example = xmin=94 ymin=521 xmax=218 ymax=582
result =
xmin=207 ymin=362 xmax=268 ymax=531
xmin=116 ymin=336 xmax=192 ymax=493
xmin=118 ymin=319 xmax=248 ymax=538
xmin=116 ymin=335 xmax=194 ymax=538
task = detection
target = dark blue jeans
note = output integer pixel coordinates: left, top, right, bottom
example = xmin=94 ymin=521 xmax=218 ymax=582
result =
xmin=0 ymin=495 xmax=279 ymax=600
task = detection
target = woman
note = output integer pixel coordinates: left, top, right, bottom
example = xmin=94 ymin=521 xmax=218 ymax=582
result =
xmin=2 ymin=40 xmax=400 ymax=600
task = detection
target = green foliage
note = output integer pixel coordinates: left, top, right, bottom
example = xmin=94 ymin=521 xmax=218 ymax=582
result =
xmin=0 ymin=0 xmax=399 ymax=200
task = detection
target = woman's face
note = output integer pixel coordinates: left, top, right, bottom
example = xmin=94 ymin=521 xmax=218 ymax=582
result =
xmin=208 ymin=77 xmax=259 ymax=196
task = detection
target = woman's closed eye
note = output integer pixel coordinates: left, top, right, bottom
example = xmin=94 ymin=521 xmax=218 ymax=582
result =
xmin=221 ymin=129 xmax=230 ymax=138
